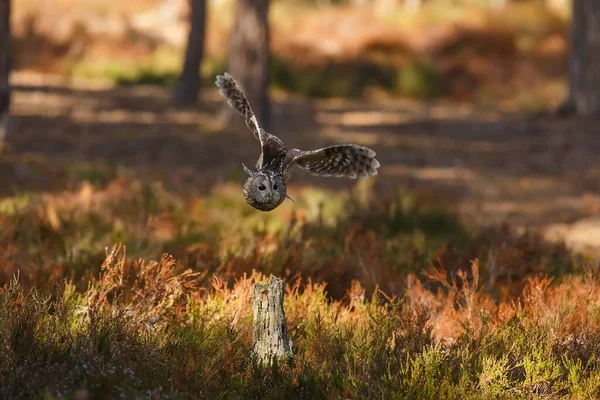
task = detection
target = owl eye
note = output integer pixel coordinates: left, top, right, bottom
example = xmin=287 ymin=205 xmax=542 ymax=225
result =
xmin=258 ymin=185 xmax=266 ymax=191
xmin=273 ymin=184 xmax=278 ymax=190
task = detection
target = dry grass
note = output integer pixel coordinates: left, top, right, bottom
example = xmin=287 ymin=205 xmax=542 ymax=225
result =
xmin=0 ymin=175 xmax=595 ymax=397
xmin=1 ymin=243 xmax=599 ymax=398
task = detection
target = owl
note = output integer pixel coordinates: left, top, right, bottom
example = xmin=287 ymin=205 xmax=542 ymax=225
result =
xmin=215 ymin=73 xmax=380 ymax=212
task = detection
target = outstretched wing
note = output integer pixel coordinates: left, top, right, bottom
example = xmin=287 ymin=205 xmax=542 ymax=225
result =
xmin=215 ymin=73 xmax=266 ymax=145
xmin=283 ymin=145 xmax=380 ymax=179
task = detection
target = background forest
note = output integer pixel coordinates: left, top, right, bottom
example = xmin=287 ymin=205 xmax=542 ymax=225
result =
xmin=3 ymin=0 xmax=600 ymax=398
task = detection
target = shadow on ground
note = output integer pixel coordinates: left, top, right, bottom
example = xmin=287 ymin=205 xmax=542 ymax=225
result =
xmin=3 ymin=73 xmax=600 ymax=233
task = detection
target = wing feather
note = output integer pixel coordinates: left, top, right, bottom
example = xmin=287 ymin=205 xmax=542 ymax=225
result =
xmin=284 ymin=145 xmax=380 ymax=179
xmin=215 ymin=73 xmax=266 ymax=146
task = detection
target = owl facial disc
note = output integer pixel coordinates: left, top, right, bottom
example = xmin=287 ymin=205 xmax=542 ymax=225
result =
xmin=241 ymin=168 xmax=288 ymax=212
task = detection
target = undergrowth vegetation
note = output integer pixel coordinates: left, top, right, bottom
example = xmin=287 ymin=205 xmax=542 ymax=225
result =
xmin=15 ymin=1 xmax=569 ymax=105
xmin=0 ymin=177 xmax=597 ymax=398
xmin=5 ymin=2 xmax=593 ymax=397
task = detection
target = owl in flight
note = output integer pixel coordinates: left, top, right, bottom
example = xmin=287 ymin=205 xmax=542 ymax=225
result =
xmin=215 ymin=73 xmax=380 ymax=212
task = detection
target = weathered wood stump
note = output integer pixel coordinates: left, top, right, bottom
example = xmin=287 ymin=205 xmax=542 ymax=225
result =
xmin=252 ymin=275 xmax=293 ymax=367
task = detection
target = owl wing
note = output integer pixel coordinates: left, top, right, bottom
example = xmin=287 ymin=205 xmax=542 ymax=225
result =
xmin=283 ymin=145 xmax=380 ymax=179
xmin=215 ymin=73 xmax=267 ymax=146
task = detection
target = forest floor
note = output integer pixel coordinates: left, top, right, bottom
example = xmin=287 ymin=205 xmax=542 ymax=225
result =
xmin=4 ymin=72 xmax=600 ymax=400
xmin=3 ymin=72 xmax=600 ymax=245
xmin=5 ymin=4 xmax=600 ymax=397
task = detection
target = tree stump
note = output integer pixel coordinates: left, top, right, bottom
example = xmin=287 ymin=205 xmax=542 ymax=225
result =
xmin=252 ymin=275 xmax=293 ymax=367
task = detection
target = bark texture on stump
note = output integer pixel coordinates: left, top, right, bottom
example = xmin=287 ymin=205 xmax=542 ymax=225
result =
xmin=225 ymin=0 xmax=271 ymax=129
xmin=173 ymin=0 xmax=207 ymax=106
xmin=252 ymin=275 xmax=293 ymax=367
xmin=0 ymin=0 xmax=10 ymax=149
xmin=559 ymin=0 xmax=600 ymax=116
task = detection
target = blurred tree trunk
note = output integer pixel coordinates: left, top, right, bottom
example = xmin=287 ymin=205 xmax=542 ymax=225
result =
xmin=0 ymin=0 xmax=10 ymax=150
xmin=558 ymin=0 xmax=600 ymax=117
xmin=225 ymin=0 xmax=271 ymax=129
xmin=173 ymin=0 xmax=207 ymax=106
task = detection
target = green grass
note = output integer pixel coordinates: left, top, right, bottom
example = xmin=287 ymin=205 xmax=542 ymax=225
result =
xmin=67 ymin=53 xmax=442 ymax=99
xmin=68 ymin=53 xmax=450 ymax=100
xmin=397 ymin=60 xmax=447 ymax=99
xmin=69 ymin=52 xmax=422 ymax=97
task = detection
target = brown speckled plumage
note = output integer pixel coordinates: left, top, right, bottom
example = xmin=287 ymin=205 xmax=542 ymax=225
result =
xmin=215 ymin=72 xmax=380 ymax=212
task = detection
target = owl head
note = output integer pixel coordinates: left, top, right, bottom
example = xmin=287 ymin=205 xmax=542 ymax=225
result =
xmin=241 ymin=164 xmax=287 ymax=212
